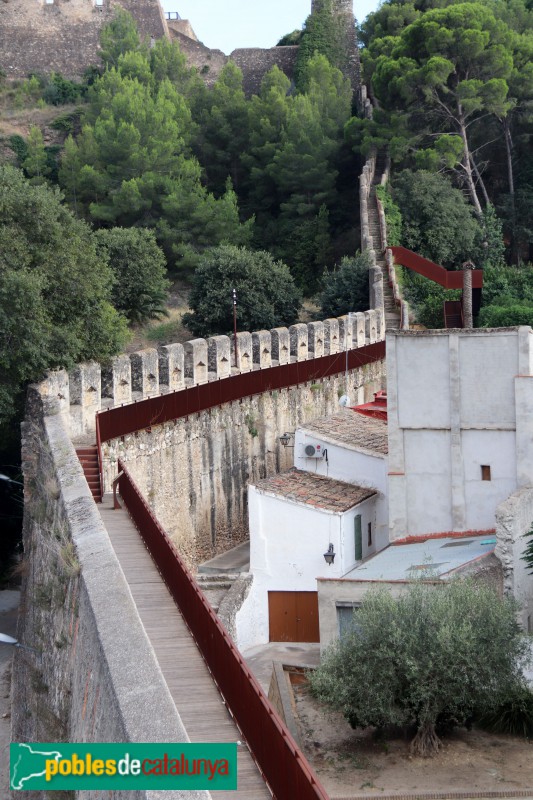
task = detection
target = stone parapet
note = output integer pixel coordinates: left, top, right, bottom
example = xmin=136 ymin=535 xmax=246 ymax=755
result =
xmin=236 ymin=332 xmax=253 ymax=373
xmin=271 ymin=328 xmax=290 ymax=366
xmin=38 ymin=309 xmax=386 ymax=439
xmin=208 ymin=336 xmax=232 ymax=379
xmin=130 ymin=349 xmax=159 ymax=399
xmin=252 ymin=331 xmax=272 ymax=370
xmin=184 ymin=339 xmax=208 ymax=385
xmin=158 ymin=343 xmax=185 ymax=392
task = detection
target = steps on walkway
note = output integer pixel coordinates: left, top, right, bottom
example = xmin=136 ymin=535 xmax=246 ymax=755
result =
xmin=76 ymin=445 xmax=101 ymax=502
xmin=367 ymin=159 xmax=402 ymax=330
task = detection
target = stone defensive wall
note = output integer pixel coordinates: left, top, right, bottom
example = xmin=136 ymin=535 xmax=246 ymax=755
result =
xmin=168 ymin=31 xmax=229 ymax=88
xmin=0 ymin=0 xmax=169 ymax=81
xmin=358 ymin=87 xmax=409 ymax=329
xmin=15 ymin=308 xmax=385 ymax=758
xmin=37 ymin=310 xmax=385 ymax=568
xmin=15 ymin=387 xmax=209 ymax=799
xmin=231 ymin=46 xmax=299 ymax=96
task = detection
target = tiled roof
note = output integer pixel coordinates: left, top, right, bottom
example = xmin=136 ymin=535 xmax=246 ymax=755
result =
xmin=302 ymin=409 xmax=388 ymax=455
xmin=254 ymin=468 xmax=376 ymax=512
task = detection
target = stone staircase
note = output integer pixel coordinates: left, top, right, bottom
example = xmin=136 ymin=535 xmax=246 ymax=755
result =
xmin=368 ymin=152 xmax=401 ymax=330
xmin=76 ymin=445 xmax=101 ymax=502
xmin=195 ymin=573 xmax=241 ymax=613
xmin=196 ymin=540 xmax=250 ymax=614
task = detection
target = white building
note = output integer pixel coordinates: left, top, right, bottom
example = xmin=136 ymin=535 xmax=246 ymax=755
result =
xmin=237 ymin=411 xmax=389 ymax=649
xmin=236 ymin=327 xmax=533 ymax=650
xmin=387 ymin=327 xmax=533 ymax=538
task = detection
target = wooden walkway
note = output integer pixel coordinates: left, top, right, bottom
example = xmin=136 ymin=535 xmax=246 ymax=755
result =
xmin=98 ymin=496 xmax=272 ymax=800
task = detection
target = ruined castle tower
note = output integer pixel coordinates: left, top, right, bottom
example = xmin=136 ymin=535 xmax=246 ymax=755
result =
xmin=312 ymin=0 xmax=355 ymax=13
xmin=0 ymin=0 xmax=168 ymax=80
xmin=311 ymin=0 xmax=361 ymax=99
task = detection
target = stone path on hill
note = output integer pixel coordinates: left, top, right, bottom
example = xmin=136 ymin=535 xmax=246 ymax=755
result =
xmin=368 ymin=151 xmax=401 ymax=330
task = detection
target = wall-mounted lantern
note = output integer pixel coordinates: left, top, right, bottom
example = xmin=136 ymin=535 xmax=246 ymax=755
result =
xmin=279 ymin=432 xmax=294 ymax=448
xmin=323 ymin=543 xmax=336 ymax=565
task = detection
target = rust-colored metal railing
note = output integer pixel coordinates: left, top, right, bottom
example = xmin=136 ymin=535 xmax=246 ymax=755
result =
xmin=96 ymin=341 xmax=385 ymax=444
xmin=390 ymin=246 xmax=483 ymax=290
xmin=116 ymin=461 xmax=330 ymax=800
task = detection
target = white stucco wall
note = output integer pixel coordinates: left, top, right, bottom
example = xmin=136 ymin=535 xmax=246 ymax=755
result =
xmin=388 ymin=328 xmax=533 ymax=539
xmin=293 ymin=428 xmax=389 ymax=549
xmin=294 ymin=429 xmax=387 ymax=491
xmin=235 ymin=486 xmax=377 ymax=649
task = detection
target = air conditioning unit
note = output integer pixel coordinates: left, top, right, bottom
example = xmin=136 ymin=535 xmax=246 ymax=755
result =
xmin=302 ymin=443 xmax=325 ymax=459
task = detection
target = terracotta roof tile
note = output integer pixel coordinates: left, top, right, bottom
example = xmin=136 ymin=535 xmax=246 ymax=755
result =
xmin=302 ymin=409 xmax=388 ymax=455
xmin=254 ymin=468 xmax=376 ymax=512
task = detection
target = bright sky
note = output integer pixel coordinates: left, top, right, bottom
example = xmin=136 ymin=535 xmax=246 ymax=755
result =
xmin=162 ymin=1 xmax=381 ymax=55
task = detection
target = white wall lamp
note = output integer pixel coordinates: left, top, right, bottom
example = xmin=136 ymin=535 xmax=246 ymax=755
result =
xmin=323 ymin=543 xmax=336 ymax=565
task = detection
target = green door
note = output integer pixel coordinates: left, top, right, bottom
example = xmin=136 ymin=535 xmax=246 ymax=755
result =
xmin=354 ymin=515 xmax=362 ymax=561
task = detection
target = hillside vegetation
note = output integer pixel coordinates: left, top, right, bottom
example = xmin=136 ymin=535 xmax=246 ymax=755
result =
xmin=1 ymin=0 xmax=533 ymax=446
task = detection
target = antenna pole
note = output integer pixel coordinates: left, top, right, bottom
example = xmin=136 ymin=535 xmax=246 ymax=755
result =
xmin=232 ymin=288 xmax=238 ymax=368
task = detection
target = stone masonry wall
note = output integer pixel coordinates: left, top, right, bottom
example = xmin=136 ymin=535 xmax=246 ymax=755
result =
xmin=106 ymin=362 xmax=383 ymax=569
xmin=42 ymin=309 xmax=385 ymax=569
xmin=231 ymin=47 xmax=299 ymax=96
xmin=15 ymin=386 xmax=207 ymax=800
xmin=169 ymin=31 xmax=228 ymax=88
xmin=0 ymin=0 xmax=168 ymax=80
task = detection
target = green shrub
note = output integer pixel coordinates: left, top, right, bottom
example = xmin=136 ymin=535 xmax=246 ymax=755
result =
xmin=183 ymin=245 xmax=301 ymax=338
xmin=50 ymin=111 xmax=81 ymax=134
xmin=478 ymin=303 xmax=533 ymax=328
xmin=8 ymin=135 xmax=28 ymax=166
xmin=320 ymin=252 xmax=371 ymax=319
xmin=477 ymin=685 xmax=533 ymax=738
xmin=43 ymin=73 xmax=82 ymax=106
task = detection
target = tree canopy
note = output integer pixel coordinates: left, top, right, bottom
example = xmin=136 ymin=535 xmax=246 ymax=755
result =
xmin=320 ymin=253 xmax=371 ymax=318
xmin=392 ymin=170 xmax=481 ymax=267
xmin=0 ymin=166 xmax=127 ymax=434
xmin=183 ymin=245 xmax=302 ymax=338
xmin=95 ymin=227 xmax=169 ymax=324
xmin=309 ymin=580 xmax=531 ymax=757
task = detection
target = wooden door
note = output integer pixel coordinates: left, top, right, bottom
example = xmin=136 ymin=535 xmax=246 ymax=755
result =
xmin=268 ymin=591 xmax=320 ymax=643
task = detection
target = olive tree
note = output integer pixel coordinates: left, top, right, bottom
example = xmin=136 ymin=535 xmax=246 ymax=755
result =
xmin=309 ymin=580 xmax=530 ymax=757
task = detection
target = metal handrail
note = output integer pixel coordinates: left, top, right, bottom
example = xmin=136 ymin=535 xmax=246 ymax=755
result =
xmin=116 ymin=461 xmax=330 ymax=800
xmin=96 ymin=342 xmax=385 ymax=445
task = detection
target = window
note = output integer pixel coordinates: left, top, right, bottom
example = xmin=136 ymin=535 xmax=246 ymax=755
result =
xmin=481 ymin=465 xmax=491 ymax=481
xmin=95 ymin=0 xmax=104 ymax=5
xmin=336 ymin=603 xmax=361 ymax=639
xmin=45 ymin=0 xmax=54 ymax=4
xmin=367 ymin=521 xmax=372 ymax=547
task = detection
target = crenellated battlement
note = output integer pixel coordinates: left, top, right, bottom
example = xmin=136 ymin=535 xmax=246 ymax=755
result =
xmin=38 ymin=309 xmax=384 ymax=441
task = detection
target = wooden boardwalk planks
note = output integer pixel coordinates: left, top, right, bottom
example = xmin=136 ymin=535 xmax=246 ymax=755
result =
xmin=98 ymin=497 xmax=272 ymax=800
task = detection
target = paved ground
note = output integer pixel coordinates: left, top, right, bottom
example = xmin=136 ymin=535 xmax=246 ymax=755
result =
xmin=0 ymin=590 xmax=20 ymax=795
